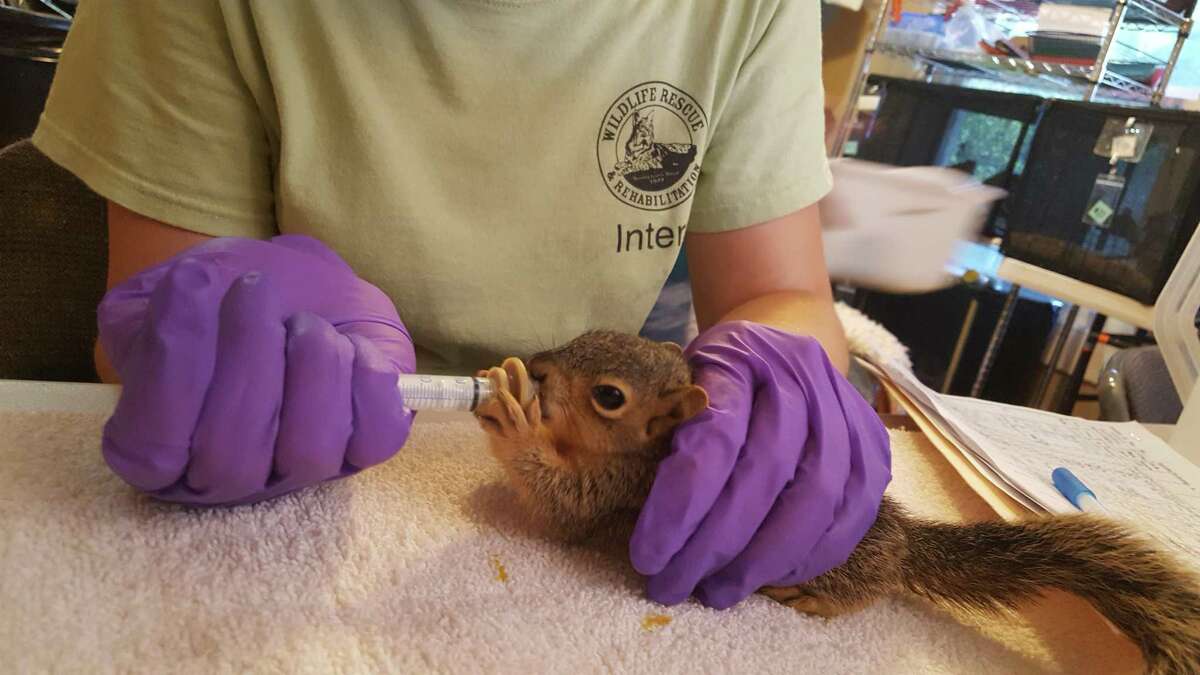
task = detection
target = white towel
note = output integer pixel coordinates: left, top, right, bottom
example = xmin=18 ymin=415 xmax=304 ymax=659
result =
xmin=835 ymin=301 xmax=912 ymax=370
xmin=0 ymin=411 xmax=1141 ymax=674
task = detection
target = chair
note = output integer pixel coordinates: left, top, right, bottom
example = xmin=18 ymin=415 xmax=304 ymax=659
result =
xmin=1097 ymin=345 xmax=1183 ymax=424
xmin=0 ymin=138 xmax=107 ymax=382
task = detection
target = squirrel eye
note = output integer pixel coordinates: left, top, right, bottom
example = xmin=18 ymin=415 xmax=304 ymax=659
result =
xmin=591 ymin=385 xmax=626 ymax=411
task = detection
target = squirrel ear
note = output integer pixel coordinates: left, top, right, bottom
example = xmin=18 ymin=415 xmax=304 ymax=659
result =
xmin=646 ymin=385 xmax=709 ymax=438
xmin=673 ymin=384 xmax=709 ymax=421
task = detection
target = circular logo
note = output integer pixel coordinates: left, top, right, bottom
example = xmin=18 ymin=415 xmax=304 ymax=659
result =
xmin=597 ymin=81 xmax=708 ymax=211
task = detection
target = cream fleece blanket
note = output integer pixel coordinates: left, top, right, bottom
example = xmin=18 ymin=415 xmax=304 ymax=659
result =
xmin=1 ymin=407 xmax=1142 ymax=674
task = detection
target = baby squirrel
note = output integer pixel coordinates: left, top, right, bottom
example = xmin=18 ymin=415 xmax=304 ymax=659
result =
xmin=475 ymin=331 xmax=1200 ymax=675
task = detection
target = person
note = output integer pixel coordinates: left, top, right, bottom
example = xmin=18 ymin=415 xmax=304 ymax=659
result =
xmin=32 ymin=0 xmax=891 ymax=611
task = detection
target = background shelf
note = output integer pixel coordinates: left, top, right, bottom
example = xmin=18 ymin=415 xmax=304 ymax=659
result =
xmin=836 ymin=0 xmax=1195 ymax=130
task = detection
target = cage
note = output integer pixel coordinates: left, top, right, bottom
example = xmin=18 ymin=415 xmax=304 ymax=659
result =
xmin=1003 ymin=101 xmax=1200 ymax=305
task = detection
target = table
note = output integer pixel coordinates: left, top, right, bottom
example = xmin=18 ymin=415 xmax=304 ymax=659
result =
xmin=0 ymin=379 xmax=1145 ymax=673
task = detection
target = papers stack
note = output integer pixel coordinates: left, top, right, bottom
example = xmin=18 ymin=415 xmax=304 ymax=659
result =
xmin=862 ymin=358 xmax=1200 ymax=565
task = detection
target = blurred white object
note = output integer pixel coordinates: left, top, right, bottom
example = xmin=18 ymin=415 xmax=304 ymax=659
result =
xmin=1153 ymin=223 xmax=1200 ymax=463
xmin=820 ymin=158 xmax=1005 ymax=293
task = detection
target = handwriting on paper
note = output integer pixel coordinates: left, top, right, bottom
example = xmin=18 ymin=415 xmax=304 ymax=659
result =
xmin=881 ymin=362 xmax=1200 ymax=564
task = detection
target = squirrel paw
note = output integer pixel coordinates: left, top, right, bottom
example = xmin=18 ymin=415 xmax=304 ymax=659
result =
xmin=760 ymin=586 xmax=861 ymax=619
xmin=475 ymin=357 xmax=542 ymax=442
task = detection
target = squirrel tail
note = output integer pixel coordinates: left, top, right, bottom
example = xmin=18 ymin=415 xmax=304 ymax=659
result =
xmin=902 ymin=516 xmax=1200 ymax=674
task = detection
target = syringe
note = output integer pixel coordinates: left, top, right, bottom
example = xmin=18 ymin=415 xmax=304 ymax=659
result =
xmin=397 ymin=373 xmax=538 ymax=412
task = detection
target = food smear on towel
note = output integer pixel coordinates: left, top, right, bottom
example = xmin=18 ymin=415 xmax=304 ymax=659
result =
xmin=641 ymin=614 xmax=672 ymax=632
xmin=488 ymin=554 xmax=509 ymax=583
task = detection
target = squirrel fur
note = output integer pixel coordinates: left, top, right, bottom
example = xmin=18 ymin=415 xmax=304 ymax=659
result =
xmin=475 ymin=330 xmax=1200 ymax=674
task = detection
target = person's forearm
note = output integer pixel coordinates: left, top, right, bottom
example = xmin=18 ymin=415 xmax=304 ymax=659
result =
xmin=684 ymin=203 xmax=849 ymax=375
xmin=713 ymin=290 xmax=850 ymax=375
xmin=95 ymin=342 xmax=120 ymax=384
xmin=96 ymin=201 xmax=216 ymax=384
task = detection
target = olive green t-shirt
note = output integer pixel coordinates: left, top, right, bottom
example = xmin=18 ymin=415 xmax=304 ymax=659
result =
xmin=34 ymin=0 xmax=832 ymax=374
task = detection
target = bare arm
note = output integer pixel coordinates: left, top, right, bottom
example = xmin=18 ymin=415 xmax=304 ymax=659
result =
xmin=686 ymin=202 xmax=849 ymax=374
xmin=96 ymin=201 xmax=214 ymax=383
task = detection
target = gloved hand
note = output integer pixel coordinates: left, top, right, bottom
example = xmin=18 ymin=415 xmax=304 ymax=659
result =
xmin=629 ymin=321 xmax=891 ymax=609
xmin=98 ymin=235 xmax=415 ymax=506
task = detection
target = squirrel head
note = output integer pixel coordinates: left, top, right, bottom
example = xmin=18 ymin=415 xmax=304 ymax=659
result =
xmin=528 ymin=331 xmax=708 ymax=465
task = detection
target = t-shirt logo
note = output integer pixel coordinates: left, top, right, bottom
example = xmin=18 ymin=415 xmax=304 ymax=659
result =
xmin=597 ymin=81 xmax=707 ymax=211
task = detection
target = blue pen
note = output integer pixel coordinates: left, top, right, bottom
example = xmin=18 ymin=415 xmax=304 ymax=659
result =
xmin=1052 ymin=467 xmax=1107 ymax=515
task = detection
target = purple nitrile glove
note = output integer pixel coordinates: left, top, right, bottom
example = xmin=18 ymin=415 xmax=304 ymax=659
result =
xmin=98 ymin=235 xmax=415 ymax=506
xmin=630 ymin=320 xmax=891 ymax=609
